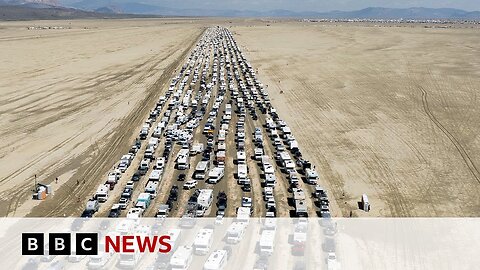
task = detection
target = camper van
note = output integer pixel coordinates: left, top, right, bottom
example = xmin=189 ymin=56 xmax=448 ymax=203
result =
xmin=193 ymin=229 xmax=214 ymax=255
xmin=208 ymin=167 xmax=225 ymax=184
xmin=203 ymin=250 xmax=228 ymax=270
xmin=197 ymin=189 xmax=214 ymax=209
xmin=194 ymin=161 xmax=210 ymax=179
xmin=170 ymin=245 xmax=193 ymax=270
xmin=305 ymin=168 xmax=319 ymax=184
xmin=259 ymin=229 xmax=276 ymax=256
xmin=95 ymin=184 xmax=109 ymax=203
xmin=176 ymin=149 xmax=190 ymax=170
xmin=237 ymin=164 xmax=248 ymax=183
xmin=144 ymin=180 xmax=159 ymax=198
xmin=226 ymin=222 xmax=247 ymax=244
xmin=236 ymin=151 xmax=246 ymax=164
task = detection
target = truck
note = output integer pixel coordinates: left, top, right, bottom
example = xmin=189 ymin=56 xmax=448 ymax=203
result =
xmin=95 ymin=184 xmax=109 ymax=203
xmin=136 ymin=193 xmax=151 ymax=209
xmin=193 ymin=229 xmax=214 ymax=255
xmin=170 ymin=245 xmax=193 ymax=270
xmin=208 ymin=167 xmax=224 ymax=184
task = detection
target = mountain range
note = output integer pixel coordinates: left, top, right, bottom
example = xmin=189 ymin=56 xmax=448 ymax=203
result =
xmin=1 ymin=0 xmax=479 ymax=20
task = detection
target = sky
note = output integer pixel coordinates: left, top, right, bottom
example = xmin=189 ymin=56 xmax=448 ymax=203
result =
xmin=59 ymin=0 xmax=480 ymax=12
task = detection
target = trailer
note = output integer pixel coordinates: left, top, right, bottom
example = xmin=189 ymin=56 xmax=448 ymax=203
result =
xmin=259 ymin=229 xmax=276 ymax=256
xmin=149 ymin=169 xmax=163 ymax=182
xmin=236 ymin=151 xmax=246 ymax=163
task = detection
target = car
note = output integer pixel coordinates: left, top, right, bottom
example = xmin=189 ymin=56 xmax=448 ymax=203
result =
xmin=108 ymin=206 xmax=121 ymax=218
xmin=122 ymin=188 xmax=133 ymax=198
xmin=178 ymin=173 xmax=186 ymax=181
xmin=81 ymin=210 xmax=94 ymax=218
xmin=242 ymin=183 xmax=251 ymax=192
xmin=215 ymin=215 xmax=224 ymax=225
xmin=131 ymin=172 xmax=141 ymax=182
xmin=125 ymin=181 xmax=135 ymax=189
xmin=183 ymin=179 xmax=198 ymax=189
xmin=242 ymin=197 xmax=252 ymax=207
xmin=118 ymin=198 xmax=129 ymax=209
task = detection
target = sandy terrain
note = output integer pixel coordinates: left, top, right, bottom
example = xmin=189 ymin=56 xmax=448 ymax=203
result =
xmin=0 ymin=19 xmax=204 ymax=216
xmin=232 ymin=21 xmax=480 ymax=217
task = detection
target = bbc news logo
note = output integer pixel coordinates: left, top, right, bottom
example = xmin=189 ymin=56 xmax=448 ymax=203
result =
xmin=22 ymin=233 xmax=98 ymax=256
xmin=22 ymin=233 xmax=171 ymax=255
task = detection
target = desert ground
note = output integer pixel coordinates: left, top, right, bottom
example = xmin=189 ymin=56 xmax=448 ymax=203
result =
xmin=232 ymin=21 xmax=480 ymax=216
xmin=0 ymin=18 xmax=479 ymax=218
xmin=0 ymin=19 xmax=205 ymax=216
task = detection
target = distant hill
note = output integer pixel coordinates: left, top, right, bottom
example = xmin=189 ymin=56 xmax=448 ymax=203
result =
xmin=1 ymin=1 xmax=479 ymax=20
xmin=67 ymin=3 xmax=480 ymax=19
xmin=0 ymin=4 xmax=160 ymax=20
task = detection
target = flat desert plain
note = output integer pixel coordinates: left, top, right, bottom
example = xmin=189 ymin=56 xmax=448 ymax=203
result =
xmin=0 ymin=19 xmax=205 ymax=216
xmin=232 ymin=21 xmax=480 ymax=216
xmin=1 ymin=18 xmax=479 ymax=217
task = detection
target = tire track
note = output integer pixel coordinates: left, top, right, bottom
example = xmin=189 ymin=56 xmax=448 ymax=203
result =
xmin=419 ymin=85 xmax=480 ymax=184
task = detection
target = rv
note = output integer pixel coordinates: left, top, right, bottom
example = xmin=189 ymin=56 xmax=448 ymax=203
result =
xmin=197 ymin=189 xmax=214 ymax=209
xmin=95 ymin=184 xmax=109 ymax=203
xmin=194 ymin=161 xmax=210 ymax=179
xmin=216 ymin=151 xmax=226 ymax=165
xmin=203 ymin=250 xmax=228 ymax=270
xmin=259 ymin=229 xmax=276 ymax=256
xmin=305 ymin=168 xmax=319 ymax=184
xmin=144 ymin=180 xmax=159 ymax=198
xmin=237 ymin=151 xmax=246 ymax=163
xmin=295 ymin=200 xmax=308 ymax=217
xmin=149 ymin=169 xmax=163 ymax=182
xmin=176 ymin=149 xmax=190 ymax=170
xmin=237 ymin=164 xmax=248 ymax=183
xmin=190 ymin=143 xmax=204 ymax=155
xmin=226 ymin=222 xmax=247 ymax=244
xmin=193 ymin=229 xmax=214 ymax=255
xmin=170 ymin=245 xmax=193 ymax=270
xmin=208 ymin=167 xmax=225 ymax=184
xmin=265 ymin=173 xmax=276 ymax=187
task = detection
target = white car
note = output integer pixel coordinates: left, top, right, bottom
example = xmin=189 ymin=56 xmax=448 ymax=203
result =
xmin=242 ymin=197 xmax=252 ymax=208
xmin=266 ymin=197 xmax=276 ymax=209
xmin=125 ymin=181 xmax=135 ymax=190
xmin=183 ymin=180 xmax=198 ymax=189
